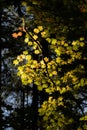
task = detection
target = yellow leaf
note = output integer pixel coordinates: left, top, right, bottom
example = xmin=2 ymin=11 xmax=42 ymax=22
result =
xmin=37 ymin=26 xmax=43 ymax=31
xmin=21 ymin=73 xmax=27 ymax=80
xmin=22 ymin=1 xmax=27 ymax=6
xmin=51 ymin=38 xmax=57 ymax=45
xmin=60 ymin=87 xmax=66 ymax=94
xmin=33 ymin=35 xmax=38 ymax=40
xmin=48 ymin=96 xmax=53 ymax=101
xmin=28 ymin=78 xmax=33 ymax=84
xmin=41 ymin=31 xmax=46 ymax=37
xmin=56 ymin=57 xmax=61 ymax=63
xmin=42 ymin=83 xmax=48 ymax=88
xmin=72 ymin=41 xmax=77 ymax=45
xmin=58 ymin=96 xmax=63 ymax=101
xmin=23 ymin=51 xmax=28 ymax=55
xmin=33 ymin=28 xmax=39 ymax=33
xmin=52 ymin=71 xmax=57 ymax=75
xmin=26 ymin=67 xmax=31 ymax=72
xmin=44 ymin=57 xmax=49 ymax=62
xmin=58 ymin=102 xmax=64 ymax=106
xmin=80 ymin=37 xmax=84 ymax=41
xmin=26 ymin=55 xmax=32 ymax=60
xmin=80 ymin=42 xmax=84 ymax=47
xmin=24 ymin=38 xmax=29 ymax=43
xmin=66 ymin=85 xmax=71 ymax=91
xmin=17 ymin=55 xmax=25 ymax=61
xmin=33 ymin=60 xmax=38 ymax=64
xmin=34 ymin=50 xmax=40 ymax=54
xmin=33 ymin=44 xmax=37 ymax=49
xmin=80 ymin=116 xmax=87 ymax=121
xmin=40 ymin=60 xmax=45 ymax=65
xmin=28 ymin=41 xmax=33 ymax=45
xmin=46 ymin=38 xmax=51 ymax=43
xmin=55 ymin=48 xmax=61 ymax=56
xmin=18 ymin=66 xmax=23 ymax=71
xmin=13 ymin=60 xmax=19 ymax=65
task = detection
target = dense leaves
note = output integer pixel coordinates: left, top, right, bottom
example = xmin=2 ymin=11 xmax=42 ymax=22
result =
xmin=12 ymin=0 xmax=87 ymax=130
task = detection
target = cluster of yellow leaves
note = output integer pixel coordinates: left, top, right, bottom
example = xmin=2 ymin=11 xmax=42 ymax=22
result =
xmin=39 ymin=96 xmax=74 ymax=129
xmin=13 ymin=26 xmax=86 ymax=94
xmin=24 ymin=28 xmax=45 ymax=55
xmin=13 ymin=54 xmax=26 ymax=65
xmin=13 ymin=25 xmax=87 ymax=129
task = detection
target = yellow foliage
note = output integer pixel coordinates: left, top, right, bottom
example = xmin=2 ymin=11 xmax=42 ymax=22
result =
xmin=72 ymin=41 xmax=77 ymax=45
xmin=24 ymin=37 xmax=29 ymax=43
xmin=33 ymin=35 xmax=38 ymax=40
xmin=28 ymin=41 xmax=33 ymax=45
xmin=56 ymin=57 xmax=61 ymax=63
xmin=25 ymin=67 xmax=31 ymax=73
xmin=37 ymin=26 xmax=43 ymax=31
xmin=80 ymin=116 xmax=87 ymax=121
xmin=52 ymin=71 xmax=57 ymax=75
xmin=51 ymin=38 xmax=57 ymax=45
xmin=13 ymin=60 xmax=19 ymax=65
xmin=28 ymin=78 xmax=33 ymax=84
xmin=25 ymin=55 xmax=32 ymax=60
xmin=80 ymin=37 xmax=84 ymax=41
xmin=33 ymin=44 xmax=37 ymax=49
xmin=23 ymin=51 xmax=28 ymax=55
xmin=34 ymin=49 xmax=40 ymax=54
xmin=33 ymin=28 xmax=40 ymax=33
xmin=46 ymin=38 xmax=51 ymax=43
xmin=13 ymin=23 xmax=86 ymax=130
xmin=44 ymin=57 xmax=49 ymax=62
xmin=41 ymin=31 xmax=46 ymax=37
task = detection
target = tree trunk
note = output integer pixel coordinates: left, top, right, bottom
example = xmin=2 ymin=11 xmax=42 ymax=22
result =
xmin=31 ymin=84 xmax=38 ymax=130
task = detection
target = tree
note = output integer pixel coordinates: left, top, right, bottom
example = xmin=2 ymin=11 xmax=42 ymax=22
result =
xmin=13 ymin=0 xmax=87 ymax=130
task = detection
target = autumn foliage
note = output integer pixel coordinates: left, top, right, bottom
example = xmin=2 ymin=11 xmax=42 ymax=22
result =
xmin=13 ymin=0 xmax=87 ymax=130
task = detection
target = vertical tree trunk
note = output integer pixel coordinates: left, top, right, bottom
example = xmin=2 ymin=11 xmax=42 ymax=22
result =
xmin=20 ymin=88 xmax=25 ymax=109
xmin=0 ymin=99 xmax=3 ymax=130
xmin=20 ymin=88 xmax=25 ymax=130
xmin=39 ymin=90 xmax=49 ymax=105
xmin=0 ymin=49 xmax=3 ymax=130
xmin=31 ymin=84 xmax=38 ymax=130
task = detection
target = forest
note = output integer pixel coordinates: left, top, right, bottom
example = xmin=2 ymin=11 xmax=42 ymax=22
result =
xmin=1 ymin=0 xmax=87 ymax=130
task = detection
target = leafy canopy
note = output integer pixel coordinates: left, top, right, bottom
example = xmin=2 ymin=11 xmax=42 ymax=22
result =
xmin=13 ymin=0 xmax=87 ymax=130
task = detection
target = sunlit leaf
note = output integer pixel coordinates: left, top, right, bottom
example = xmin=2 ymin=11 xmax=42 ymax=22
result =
xmin=55 ymin=48 xmax=61 ymax=56
xmin=80 ymin=116 xmax=87 ymax=121
xmin=52 ymin=71 xmax=57 ymax=75
xmin=26 ymin=55 xmax=32 ymax=60
xmin=33 ymin=28 xmax=40 ymax=33
xmin=23 ymin=51 xmax=28 ymax=55
xmin=51 ymin=38 xmax=57 ymax=45
xmin=24 ymin=37 xmax=29 ymax=43
xmin=34 ymin=50 xmax=40 ymax=54
xmin=33 ymin=35 xmax=38 ymax=40
xmin=28 ymin=78 xmax=33 ymax=84
xmin=28 ymin=41 xmax=33 ymax=45
xmin=37 ymin=26 xmax=43 ymax=31
xmin=56 ymin=57 xmax=61 ymax=63
xmin=13 ymin=60 xmax=19 ymax=65
xmin=44 ymin=57 xmax=49 ymax=62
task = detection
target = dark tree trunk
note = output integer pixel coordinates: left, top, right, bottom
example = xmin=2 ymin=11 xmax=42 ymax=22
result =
xmin=39 ymin=89 xmax=49 ymax=105
xmin=0 ymin=49 xmax=3 ymax=130
xmin=20 ymin=89 xmax=25 ymax=130
xmin=0 ymin=100 xmax=3 ymax=130
xmin=31 ymin=84 xmax=38 ymax=130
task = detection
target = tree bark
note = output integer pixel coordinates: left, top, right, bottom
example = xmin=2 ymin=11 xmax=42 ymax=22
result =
xmin=31 ymin=84 xmax=38 ymax=130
